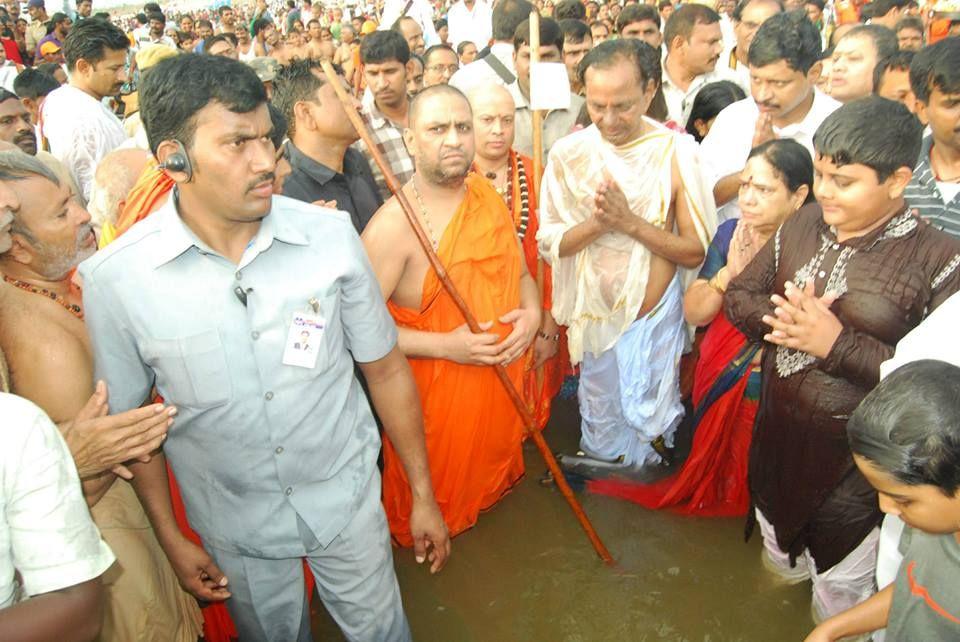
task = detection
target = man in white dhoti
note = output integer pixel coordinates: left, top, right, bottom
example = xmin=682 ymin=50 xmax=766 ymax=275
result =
xmin=538 ymin=39 xmax=717 ymax=469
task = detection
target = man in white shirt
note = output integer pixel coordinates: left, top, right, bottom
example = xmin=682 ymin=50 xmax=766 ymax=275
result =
xmin=41 ymin=18 xmax=129 ymax=201
xmin=134 ymin=11 xmax=177 ymax=50
xmin=720 ymin=0 xmax=783 ymax=92
xmin=700 ymin=11 xmax=839 ymax=220
xmin=0 ymin=393 xmax=116 ymax=641
xmin=447 ymin=0 xmax=492 ymax=50
xmin=661 ymin=4 xmax=733 ymax=126
xmin=450 ymin=0 xmax=533 ymax=93
xmin=380 ymin=0 xmax=440 ymax=47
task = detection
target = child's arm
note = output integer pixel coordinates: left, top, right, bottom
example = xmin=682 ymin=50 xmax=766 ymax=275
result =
xmin=804 ymin=584 xmax=893 ymax=642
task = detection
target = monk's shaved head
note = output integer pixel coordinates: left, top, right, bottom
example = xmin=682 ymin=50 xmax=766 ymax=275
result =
xmin=408 ymin=84 xmax=472 ymax=130
xmin=468 ymin=84 xmax=516 ymax=162
xmin=466 ymin=83 xmax=514 ymax=115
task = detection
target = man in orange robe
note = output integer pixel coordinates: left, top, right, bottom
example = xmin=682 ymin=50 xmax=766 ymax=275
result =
xmin=363 ymin=84 xmax=542 ymax=545
xmin=468 ymin=83 xmax=566 ymax=431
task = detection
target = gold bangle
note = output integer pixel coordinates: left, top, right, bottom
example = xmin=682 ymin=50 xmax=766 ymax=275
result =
xmin=708 ymin=273 xmax=726 ymax=295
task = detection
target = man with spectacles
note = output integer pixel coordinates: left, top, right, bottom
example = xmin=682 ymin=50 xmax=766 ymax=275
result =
xmin=422 ymin=44 xmax=460 ymax=87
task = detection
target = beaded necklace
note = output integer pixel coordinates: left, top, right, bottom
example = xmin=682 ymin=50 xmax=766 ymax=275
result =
xmin=3 ymin=275 xmax=84 ymax=319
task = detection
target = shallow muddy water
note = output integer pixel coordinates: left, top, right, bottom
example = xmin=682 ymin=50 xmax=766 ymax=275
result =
xmin=312 ymin=396 xmax=814 ymax=641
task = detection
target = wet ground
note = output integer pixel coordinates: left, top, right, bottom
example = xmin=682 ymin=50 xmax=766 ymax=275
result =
xmin=312 ymin=396 xmax=814 ymax=641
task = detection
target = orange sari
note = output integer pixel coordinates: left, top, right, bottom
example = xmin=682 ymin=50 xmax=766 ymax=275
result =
xmin=382 ymin=174 xmax=526 ymax=546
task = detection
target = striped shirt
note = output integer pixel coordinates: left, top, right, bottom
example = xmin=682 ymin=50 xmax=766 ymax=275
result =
xmin=906 ymin=136 xmax=960 ymax=239
xmin=353 ymin=93 xmax=416 ymax=202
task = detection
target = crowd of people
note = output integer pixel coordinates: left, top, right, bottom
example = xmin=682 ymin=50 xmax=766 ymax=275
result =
xmin=1 ymin=0 xmax=960 ymax=639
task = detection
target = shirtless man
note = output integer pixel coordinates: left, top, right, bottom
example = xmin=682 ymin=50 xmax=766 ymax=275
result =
xmin=363 ymin=84 xmax=542 ymax=544
xmin=0 ymin=152 xmax=203 ymax=641
xmin=538 ymin=39 xmax=716 ymax=470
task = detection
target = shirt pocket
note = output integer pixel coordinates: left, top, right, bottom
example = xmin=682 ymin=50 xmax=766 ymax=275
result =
xmin=142 ymin=329 xmax=232 ymax=409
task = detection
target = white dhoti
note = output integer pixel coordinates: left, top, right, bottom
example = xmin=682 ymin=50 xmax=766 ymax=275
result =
xmin=577 ymin=278 xmax=685 ymax=466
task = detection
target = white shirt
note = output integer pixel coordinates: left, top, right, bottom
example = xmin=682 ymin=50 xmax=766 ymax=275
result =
xmin=874 ymin=290 xmax=960 ymax=596
xmin=720 ymin=48 xmax=751 ymax=94
xmin=699 ymin=90 xmax=841 ymax=220
xmin=0 ymin=62 xmax=19 ymax=93
xmin=661 ymin=58 xmax=739 ymax=127
xmin=41 ymin=84 xmax=128 ymax=202
xmin=450 ymin=41 xmax=516 ymax=93
xmin=379 ymin=0 xmax=440 ymax=47
xmin=0 ymin=393 xmax=115 ymax=609
xmin=446 ymin=0 xmax=492 ymax=50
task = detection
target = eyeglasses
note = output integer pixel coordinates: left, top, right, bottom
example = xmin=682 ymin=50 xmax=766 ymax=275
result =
xmin=426 ymin=64 xmax=459 ymax=74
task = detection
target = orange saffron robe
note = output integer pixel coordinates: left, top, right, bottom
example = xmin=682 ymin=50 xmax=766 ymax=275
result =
xmin=382 ymin=174 xmax=526 ymax=546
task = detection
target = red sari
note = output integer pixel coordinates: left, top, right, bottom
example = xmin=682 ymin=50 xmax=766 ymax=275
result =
xmin=588 ymin=311 xmax=759 ymax=517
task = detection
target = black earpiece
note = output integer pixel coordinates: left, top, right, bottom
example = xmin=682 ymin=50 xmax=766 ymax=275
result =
xmin=158 ymin=140 xmax=193 ymax=181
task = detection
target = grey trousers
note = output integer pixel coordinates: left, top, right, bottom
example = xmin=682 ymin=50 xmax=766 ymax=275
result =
xmin=210 ymin=479 xmax=411 ymax=642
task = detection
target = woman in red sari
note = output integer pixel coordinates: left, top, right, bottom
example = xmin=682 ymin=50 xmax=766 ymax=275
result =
xmin=591 ymin=139 xmax=813 ymax=516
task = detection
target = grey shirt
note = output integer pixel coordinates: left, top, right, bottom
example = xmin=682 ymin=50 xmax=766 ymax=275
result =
xmin=79 ymin=193 xmax=398 ymax=558
xmin=905 ymin=135 xmax=960 ymax=240
xmin=508 ymin=81 xmax=584 ymax=159
xmin=887 ymin=525 xmax=960 ymax=640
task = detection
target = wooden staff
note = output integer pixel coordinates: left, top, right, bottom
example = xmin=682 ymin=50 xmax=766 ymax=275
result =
xmin=528 ymin=10 xmax=547 ymax=393
xmin=320 ymin=60 xmax=614 ymax=565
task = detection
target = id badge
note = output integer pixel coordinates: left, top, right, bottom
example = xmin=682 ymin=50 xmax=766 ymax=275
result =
xmin=282 ymin=310 xmax=325 ymax=368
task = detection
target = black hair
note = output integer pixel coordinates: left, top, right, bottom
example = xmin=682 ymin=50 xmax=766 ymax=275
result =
xmin=559 ymin=18 xmax=591 ymax=43
xmin=136 ymin=12 xmax=147 ymax=24
xmin=873 ymin=49 xmax=914 ymax=96
xmin=617 ymin=4 xmax=660 ymax=31
xmin=590 ymin=20 xmax=610 ymax=34
xmin=63 ymin=16 xmax=129 ymax=72
xmin=197 ymin=19 xmax=213 ymax=30
xmin=909 ymin=36 xmax=960 ymax=104
xmin=50 ymin=11 xmax=69 ymax=26
xmin=747 ymin=139 xmax=815 ymax=202
xmin=217 ymin=5 xmax=234 ymax=16
xmin=663 ymin=4 xmax=719 ymax=51
xmin=513 ymin=17 xmax=564 ymax=52
xmin=205 ymin=33 xmax=237 ymax=51
xmin=578 ymin=37 xmax=661 ymax=90
xmin=13 ymin=68 xmax=60 ymax=98
xmin=252 ymin=18 xmax=273 ymax=36
xmin=840 ymin=25 xmax=898 ymax=62
xmin=139 ymin=53 xmax=267 ymax=156
xmin=895 ymin=15 xmax=923 ymax=35
xmin=423 ymin=43 xmax=456 ymax=66
xmin=410 ymin=53 xmax=424 ymax=69
xmin=143 ymin=2 xmax=161 ymax=13
xmin=434 ymin=18 xmax=447 ymax=30
xmin=848 ymin=360 xmax=960 ymax=496
xmin=555 ymin=0 xmax=587 ymax=21
xmin=732 ymin=0 xmax=785 ymax=21
xmin=813 ymin=96 xmax=922 ymax=182
xmin=147 ymin=11 xmax=164 ymax=24
xmin=36 ymin=62 xmax=64 ymax=78
xmin=801 ymin=0 xmax=824 ymax=11
xmin=267 ymin=102 xmax=287 ymax=149
xmin=391 ymin=15 xmax=419 ymax=33
xmin=685 ymin=79 xmax=745 ymax=142
xmin=456 ymin=40 xmax=475 ymax=55
xmin=360 ymin=29 xmax=410 ymax=65
xmin=748 ymin=10 xmax=821 ymax=73
xmin=492 ymin=0 xmax=534 ymax=41
xmin=0 ymin=87 xmax=17 ymax=105
xmin=870 ymin=0 xmax=909 ymax=19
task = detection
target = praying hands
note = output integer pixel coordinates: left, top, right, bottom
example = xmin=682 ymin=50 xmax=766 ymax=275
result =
xmin=762 ymin=280 xmax=842 ymax=360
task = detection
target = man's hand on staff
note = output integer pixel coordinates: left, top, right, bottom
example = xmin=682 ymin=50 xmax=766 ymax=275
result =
xmin=60 ymin=380 xmax=174 ymax=480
